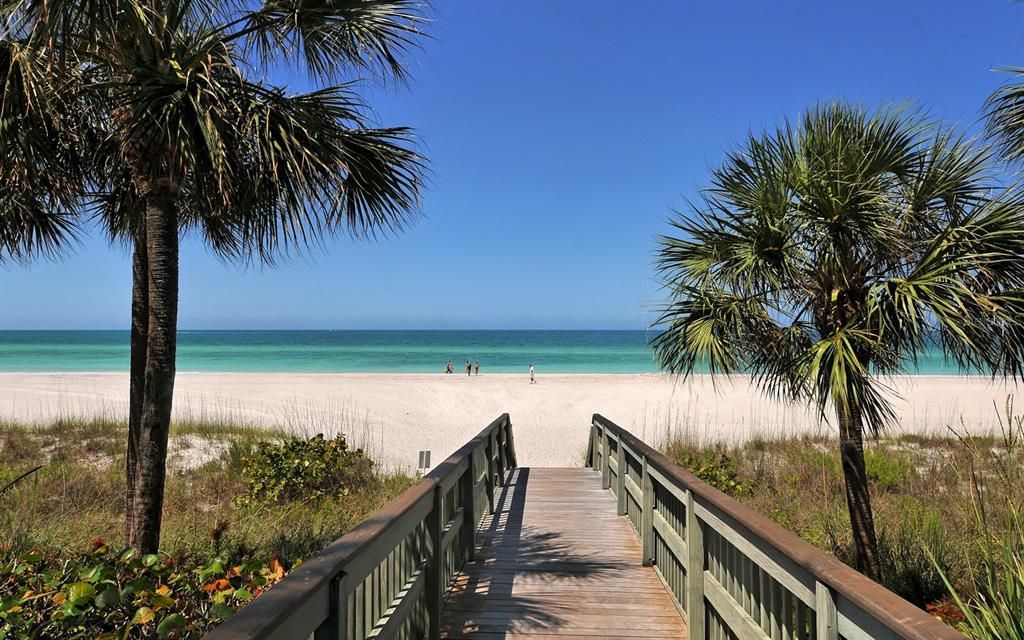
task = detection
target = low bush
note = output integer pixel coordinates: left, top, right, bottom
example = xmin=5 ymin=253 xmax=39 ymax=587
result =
xmin=0 ymin=417 xmax=417 ymax=637
xmin=237 ymin=434 xmax=374 ymax=505
xmin=663 ymin=441 xmax=752 ymax=497
xmin=0 ymin=540 xmax=285 ymax=638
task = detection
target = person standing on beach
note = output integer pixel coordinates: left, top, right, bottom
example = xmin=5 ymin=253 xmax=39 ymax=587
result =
xmin=474 ymin=362 xmax=479 ymax=375
xmin=529 ymin=364 xmax=535 ymax=384
xmin=466 ymin=360 xmax=472 ymax=376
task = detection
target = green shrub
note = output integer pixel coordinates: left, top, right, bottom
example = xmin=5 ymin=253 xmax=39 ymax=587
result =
xmin=865 ymin=448 xmax=915 ymax=492
xmin=0 ymin=541 xmax=285 ymax=639
xmin=663 ymin=441 xmax=752 ymax=497
xmin=238 ymin=434 xmax=373 ymax=505
xmin=934 ymin=508 xmax=1024 ymax=639
xmin=823 ymin=504 xmax=953 ymax=607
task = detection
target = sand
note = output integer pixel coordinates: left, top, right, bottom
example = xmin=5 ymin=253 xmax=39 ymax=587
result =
xmin=1 ymin=372 xmax=1021 ymax=469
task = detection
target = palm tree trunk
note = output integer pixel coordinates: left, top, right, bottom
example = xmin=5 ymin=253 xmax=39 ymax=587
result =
xmin=125 ymin=229 xmax=148 ymax=543
xmin=837 ymin=403 xmax=882 ymax=581
xmin=127 ymin=184 xmax=179 ymax=554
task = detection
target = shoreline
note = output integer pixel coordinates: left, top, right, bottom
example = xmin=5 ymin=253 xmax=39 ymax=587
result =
xmin=3 ymin=372 xmax=1021 ymax=469
xmin=0 ymin=370 xmax=1009 ymax=378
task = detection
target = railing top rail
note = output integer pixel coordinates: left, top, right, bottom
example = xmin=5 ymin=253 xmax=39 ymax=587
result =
xmin=206 ymin=413 xmax=511 ymax=640
xmin=591 ymin=413 xmax=963 ymax=640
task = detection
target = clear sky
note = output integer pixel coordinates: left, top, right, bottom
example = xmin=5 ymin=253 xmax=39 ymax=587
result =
xmin=3 ymin=1 xmax=1023 ymax=329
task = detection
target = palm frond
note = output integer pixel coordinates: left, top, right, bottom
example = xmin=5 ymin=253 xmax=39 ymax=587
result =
xmin=238 ymin=0 xmax=428 ymax=83
xmin=986 ymin=68 xmax=1024 ymax=163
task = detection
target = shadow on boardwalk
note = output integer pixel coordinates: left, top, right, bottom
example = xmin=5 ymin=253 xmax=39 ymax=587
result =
xmin=441 ymin=467 xmax=688 ymax=639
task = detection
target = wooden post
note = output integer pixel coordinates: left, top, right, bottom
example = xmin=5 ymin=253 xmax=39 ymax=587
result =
xmin=313 ymin=575 xmax=346 ymax=640
xmin=496 ymin=426 xmax=507 ymax=483
xmin=587 ymin=423 xmax=597 ymax=468
xmin=505 ymin=418 xmax=518 ymax=468
xmin=815 ymin=581 xmax=838 ymax=640
xmin=491 ymin=431 xmax=503 ymax=487
xmin=461 ymin=457 xmax=477 ymax=562
xmin=483 ymin=443 xmax=494 ymax=515
xmin=685 ymin=490 xmax=705 ymax=639
xmin=641 ymin=457 xmax=654 ymax=566
xmin=600 ymin=426 xmax=610 ymax=489
xmin=615 ymin=440 xmax=626 ymax=515
xmin=425 ymin=485 xmax=444 ymax=640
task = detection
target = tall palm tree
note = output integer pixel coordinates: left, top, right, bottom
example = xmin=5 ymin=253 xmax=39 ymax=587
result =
xmin=653 ymin=102 xmax=1024 ymax=580
xmin=8 ymin=0 xmax=426 ymax=552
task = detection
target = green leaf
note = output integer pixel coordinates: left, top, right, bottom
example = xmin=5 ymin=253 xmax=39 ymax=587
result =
xmin=131 ymin=606 xmax=156 ymax=626
xmin=210 ymin=603 xmax=234 ymax=620
xmin=233 ymin=588 xmax=253 ymax=601
xmin=142 ymin=554 xmax=160 ymax=567
xmin=156 ymin=613 xmax=186 ymax=636
xmin=95 ymin=586 xmax=120 ymax=609
xmin=150 ymin=594 xmax=176 ymax=610
xmin=66 ymin=582 xmax=96 ymax=607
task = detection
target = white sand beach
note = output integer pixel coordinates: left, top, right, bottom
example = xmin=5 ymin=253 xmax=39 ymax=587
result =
xmin=1 ymin=372 xmax=1020 ymax=469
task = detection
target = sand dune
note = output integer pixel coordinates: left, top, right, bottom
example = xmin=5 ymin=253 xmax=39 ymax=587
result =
xmin=1 ymin=372 xmax=1020 ymax=469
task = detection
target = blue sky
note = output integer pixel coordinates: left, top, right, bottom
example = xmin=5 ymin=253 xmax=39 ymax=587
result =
xmin=3 ymin=1 xmax=1023 ymax=329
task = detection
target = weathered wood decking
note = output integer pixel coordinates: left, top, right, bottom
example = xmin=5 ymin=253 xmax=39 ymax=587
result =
xmin=442 ymin=467 xmax=688 ymax=639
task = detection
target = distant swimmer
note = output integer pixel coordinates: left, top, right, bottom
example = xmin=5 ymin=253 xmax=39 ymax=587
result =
xmin=474 ymin=361 xmax=480 ymax=375
xmin=529 ymin=363 xmax=535 ymax=384
xmin=466 ymin=360 xmax=472 ymax=376
xmin=446 ymin=360 xmax=454 ymax=374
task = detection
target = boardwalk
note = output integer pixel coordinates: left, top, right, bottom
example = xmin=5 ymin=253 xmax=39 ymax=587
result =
xmin=442 ymin=467 xmax=688 ymax=639
xmin=205 ymin=415 xmax=965 ymax=640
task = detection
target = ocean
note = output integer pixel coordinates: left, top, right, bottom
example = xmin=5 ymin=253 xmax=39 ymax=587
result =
xmin=0 ymin=330 xmax=965 ymax=374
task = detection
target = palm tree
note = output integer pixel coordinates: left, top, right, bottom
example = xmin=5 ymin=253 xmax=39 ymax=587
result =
xmin=653 ymin=102 xmax=1024 ymax=580
xmin=0 ymin=37 xmax=87 ymax=262
xmin=9 ymin=0 xmax=426 ymax=552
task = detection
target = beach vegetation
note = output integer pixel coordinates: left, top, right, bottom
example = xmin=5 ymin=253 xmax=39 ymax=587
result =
xmin=653 ymin=101 xmax=1024 ymax=581
xmin=662 ymin=441 xmax=752 ymax=497
xmin=659 ymin=399 xmax=1024 ymax=633
xmin=237 ymin=434 xmax=374 ymax=506
xmin=0 ymin=0 xmax=427 ymax=553
xmin=0 ymin=416 xmax=415 ymax=637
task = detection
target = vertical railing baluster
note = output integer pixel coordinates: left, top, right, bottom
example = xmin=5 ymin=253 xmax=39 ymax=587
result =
xmin=600 ymin=424 xmax=610 ymax=489
xmin=425 ymin=485 xmax=443 ymax=640
xmin=505 ymin=418 xmax=518 ymax=468
xmin=641 ymin=456 xmax=654 ymax=566
xmin=490 ymin=431 xmax=502 ymax=487
xmin=461 ymin=456 xmax=477 ymax=562
xmin=312 ymin=575 xmax=346 ymax=640
xmin=815 ymin=581 xmax=838 ymax=640
xmin=685 ymin=489 xmax=706 ymax=639
xmin=483 ymin=442 xmax=495 ymax=515
xmin=496 ymin=425 xmax=507 ymax=482
xmin=616 ymin=440 xmax=626 ymax=515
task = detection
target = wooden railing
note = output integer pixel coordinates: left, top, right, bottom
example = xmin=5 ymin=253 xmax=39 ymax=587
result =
xmin=206 ymin=414 xmax=516 ymax=640
xmin=586 ymin=414 xmax=965 ymax=640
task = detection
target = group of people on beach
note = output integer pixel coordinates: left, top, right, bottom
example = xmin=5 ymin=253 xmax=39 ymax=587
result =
xmin=445 ymin=360 xmax=479 ymax=375
xmin=443 ymin=360 xmax=537 ymax=383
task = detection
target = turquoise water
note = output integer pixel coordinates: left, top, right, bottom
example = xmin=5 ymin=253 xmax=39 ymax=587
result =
xmin=0 ymin=330 xmax=967 ymax=374
xmin=0 ymin=330 xmax=663 ymax=373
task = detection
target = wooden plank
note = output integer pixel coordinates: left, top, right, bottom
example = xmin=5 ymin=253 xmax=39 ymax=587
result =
xmin=367 ymin=567 xmax=425 ymax=639
xmin=704 ymin=572 xmax=769 ymax=640
xmin=441 ymin=467 xmax=687 ymax=639
xmin=816 ymin=581 xmax=838 ymax=640
xmin=694 ymin=501 xmax=815 ymax=608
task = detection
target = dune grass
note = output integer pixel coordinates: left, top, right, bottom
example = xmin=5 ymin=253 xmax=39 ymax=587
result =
xmin=659 ymin=400 xmax=1024 ymax=628
xmin=0 ymin=415 xmax=416 ymax=564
